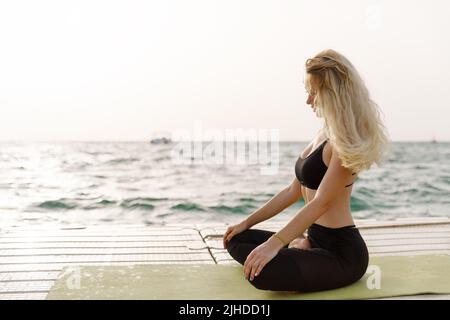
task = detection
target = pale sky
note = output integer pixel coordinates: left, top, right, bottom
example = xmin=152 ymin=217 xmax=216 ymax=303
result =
xmin=0 ymin=0 xmax=449 ymax=142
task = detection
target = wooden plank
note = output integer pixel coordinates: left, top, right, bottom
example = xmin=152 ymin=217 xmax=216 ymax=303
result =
xmin=0 ymin=292 xmax=48 ymax=300
xmin=369 ymin=244 xmax=450 ymax=253
xmin=360 ymin=231 xmax=450 ymax=238
xmin=0 ymin=247 xmax=210 ymax=256
xmin=0 ymin=235 xmax=203 ymax=243
xmin=0 ymin=241 xmax=207 ymax=250
xmin=0 ymin=225 xmax=196 ymax=231
xmin=0 ymin=253 xmax=214 ymax=264
xmin=359 ymin=226 xmax=450 ymax=234
xmin=0 ymin=281 xmax=54 ymax=294
xmin=0 ymin=260 xmax=215 ymax=273
xmin=0 ymin=271 xmax=60 ymax=281
xmin=0 ymin=230 xmax=199 ymax=238
xmin=364 ymin=238 xmax=450 ymax=246
xmin=0 ymin=241 xmax=207 ymax=249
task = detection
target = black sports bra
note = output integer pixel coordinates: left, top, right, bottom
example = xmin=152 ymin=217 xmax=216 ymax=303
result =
xmin=295 ymin=139 xmax=356 ymax=190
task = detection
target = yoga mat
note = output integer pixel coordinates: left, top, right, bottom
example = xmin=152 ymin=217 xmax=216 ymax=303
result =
xmin=46 ymin=255 xmax=450 ymax=300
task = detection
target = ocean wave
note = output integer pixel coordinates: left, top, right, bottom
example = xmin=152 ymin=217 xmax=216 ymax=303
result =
xmin=83 ymin=199 xmax=117 ymax=210
xmin=36 ymin=199 xmax=78 ymax=210
xmin=208 ymin=204 xmax=257 ymax=214
xmin=76 ymin=192 xmax=92 ymax=197
xmin=171 ymin=203 xmax=206 ymax=211
xmin=422 ymin=181 xmax=448 ymax=193
xmin=239 ymin=197 xmax=258 ymax=202
xmin=413 ymin=164 xmax=431 ymax=170
xmin=125 ymin=197 xmax=169 ymax=202
xmin=439 ymin=176 xmax=450 ymax=184
xmin=120 ymin=202 xmax=155 ymax=210
xmin=61 ymin=161 xmax=92 ymax=171
xmin=84 ymin=151 xmax=114 ymax=156
xmin=119 ymin=197 xmax=165 ymax=210
xmin=105 ymin=157 xmax=140 ymax=165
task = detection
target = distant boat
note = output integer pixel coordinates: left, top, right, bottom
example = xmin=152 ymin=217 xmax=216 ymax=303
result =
xmin=150 ymin=137 xmax=172 ymax=144
xmin=431 ymin=137 xmax=437 ymax=144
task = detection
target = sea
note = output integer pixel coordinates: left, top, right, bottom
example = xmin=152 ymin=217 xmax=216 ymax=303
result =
xmin=0 ymin=141 xmax=449 ymax=227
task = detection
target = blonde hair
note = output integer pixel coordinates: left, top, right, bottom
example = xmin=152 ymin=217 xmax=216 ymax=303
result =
xmin=305 ymin=49 xmax=391 ymax=174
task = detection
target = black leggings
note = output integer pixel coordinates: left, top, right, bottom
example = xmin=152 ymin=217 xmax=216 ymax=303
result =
xmin=226 ymin=223 xmax=369 ymax=292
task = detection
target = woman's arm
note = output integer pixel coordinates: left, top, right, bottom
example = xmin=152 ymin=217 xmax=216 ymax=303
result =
xmin=243 ymin=178 xmax=304 ymax=228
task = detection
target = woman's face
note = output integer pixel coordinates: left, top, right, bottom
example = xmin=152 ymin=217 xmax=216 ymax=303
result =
xmin=306 ymin=91 xmax=316 ymax=112
xmin=305 ymin=74 xmax=317 ymax=113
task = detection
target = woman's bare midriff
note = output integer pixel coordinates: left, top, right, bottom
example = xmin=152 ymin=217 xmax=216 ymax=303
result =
xmin=301 ymin=184 xmax=355 ymax=228
xmin=300 ymin=132 xmax=356 ymax=229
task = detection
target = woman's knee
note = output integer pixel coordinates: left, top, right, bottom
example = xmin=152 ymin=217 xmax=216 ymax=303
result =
xmin=226 ymin=236 xmax=239 ymax=254
xmin=226 ymin=232 xmax=254 ymax=253
xmin=226 ymin=231 xmax=252 ymax=254
xmin=231 ymin=229 xmax=273 ymax=244
xmin=230 ymin=229 xmax=253 ymax=242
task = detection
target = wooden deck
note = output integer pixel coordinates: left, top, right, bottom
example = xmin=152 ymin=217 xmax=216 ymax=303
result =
xmin=0 ymin=217 xmax=449 ymax=300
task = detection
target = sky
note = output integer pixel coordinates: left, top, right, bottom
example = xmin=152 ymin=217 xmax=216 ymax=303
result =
xmin=0 ymin=0 xmax=449 ymax=142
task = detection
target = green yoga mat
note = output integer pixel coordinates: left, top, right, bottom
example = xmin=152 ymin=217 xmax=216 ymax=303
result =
xmin=46 ymin=255 xmax=450 ymax=300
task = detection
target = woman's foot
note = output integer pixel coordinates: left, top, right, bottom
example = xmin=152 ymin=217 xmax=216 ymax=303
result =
xmin=288 ymin=237 xmax=311 ymax=250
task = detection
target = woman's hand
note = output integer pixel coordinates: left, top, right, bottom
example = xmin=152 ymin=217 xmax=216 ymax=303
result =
xmin=223 ymin=221 xmax=249 ymax=249
xmin=243 ymin=236 xmax=284 ymax=281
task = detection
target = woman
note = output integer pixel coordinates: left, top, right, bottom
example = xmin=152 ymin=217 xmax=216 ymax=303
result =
xmin=223 ymin=49 xmax=391 ymax=292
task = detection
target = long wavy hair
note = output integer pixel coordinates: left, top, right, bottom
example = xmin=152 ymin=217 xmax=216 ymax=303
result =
xmin=305 ymin=49 xmax=391 ymax=174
